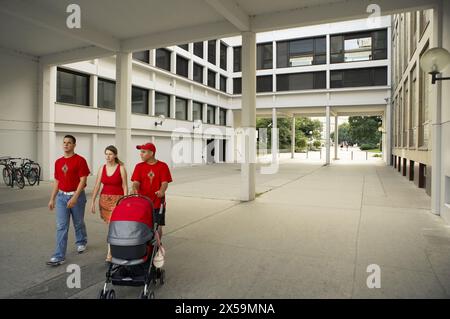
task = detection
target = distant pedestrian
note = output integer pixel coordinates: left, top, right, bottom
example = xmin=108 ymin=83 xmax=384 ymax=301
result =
xmin=90 ymin=145 xmax=128 ymax=262
xmin=47 ymin=135 xmax=90 ymax=266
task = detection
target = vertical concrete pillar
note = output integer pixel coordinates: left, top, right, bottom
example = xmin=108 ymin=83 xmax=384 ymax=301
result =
xmin=272 ymin=108 xmax=278 ymax=163
xmin=149 ymin=89 xmax=155 ymax=116
xmin=90 ymin=75 xmax=98 ymax=108
xmin=187 ymin=99 xmax=193 ymax=122
xmin=37 ymin=64 xmax=57 ymax=181
xmin=291 ymin=116 xmax=295 ymax=159
xmin=240 ymin=31 xmax=256 ymax=201
xmin=334 ymin=115 xmax=339 ymax=160
xmin=325 ymin=106 xmax=331 ymax=165
xmin=115 ymin=52 xmax=133 ymax=175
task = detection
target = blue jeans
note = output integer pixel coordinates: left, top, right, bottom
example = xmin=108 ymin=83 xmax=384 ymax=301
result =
xmin=52 ymin=191 xmax=88 ymax=261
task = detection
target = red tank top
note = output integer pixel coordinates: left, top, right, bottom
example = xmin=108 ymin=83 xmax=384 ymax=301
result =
xmin=100 ymin=164 xmax=124 ymax=195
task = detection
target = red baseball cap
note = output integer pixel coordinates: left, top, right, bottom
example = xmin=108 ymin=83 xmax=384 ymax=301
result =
xmin=136 ymin=142 xmax=156 ymax=154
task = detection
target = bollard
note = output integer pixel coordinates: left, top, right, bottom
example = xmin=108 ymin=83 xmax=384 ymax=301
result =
xmin=306 ymin=151 xmax=308 ymax=159
xmin=351 ymin=151 xmax=353 ymax=160
xmin=320 ymin=149 xmax=322 ymax=159
xmin=366 ymin=151 xmax=368 ymax=160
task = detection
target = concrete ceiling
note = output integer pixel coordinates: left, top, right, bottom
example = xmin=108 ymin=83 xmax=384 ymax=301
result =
xmin=0 ymin=0 xmax=437 ymax=65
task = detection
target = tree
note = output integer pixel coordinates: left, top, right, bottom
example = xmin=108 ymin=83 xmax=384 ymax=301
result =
xmin=256 ymin=116 xmax=322 ymax=153
xmin=331 ymin=122 xmax=352 ymax=144
xmin=347 ymin=116 xmax=382 ymax=145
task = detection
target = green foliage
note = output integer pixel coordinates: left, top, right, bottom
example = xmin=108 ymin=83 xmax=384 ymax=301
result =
xmin=313 ymin=140 xmax=322 ymax=149
xmin=256 ymin=116 xmax=322 ymax=152
xmin=360 ymin=143 xmax=378 ymax=150
xmin=348 ymin=116 xmax=382 ymax=145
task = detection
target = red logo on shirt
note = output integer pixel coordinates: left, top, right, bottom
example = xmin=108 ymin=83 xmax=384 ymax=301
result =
xmin=148 ymin=171 xmax=155 ymax=184
xmin=62 ymin=164 xmax=68 ymax=176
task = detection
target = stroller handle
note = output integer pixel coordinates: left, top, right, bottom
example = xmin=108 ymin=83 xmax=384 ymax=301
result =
xmin=115 ymin=194 xmax=154 ymax=208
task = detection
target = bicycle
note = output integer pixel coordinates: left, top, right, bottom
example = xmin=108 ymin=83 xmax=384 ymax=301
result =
xmin=1 ymin=158 xmax=25 ymax=189
xmin=20 ymin=158 xmax=41 ymax=186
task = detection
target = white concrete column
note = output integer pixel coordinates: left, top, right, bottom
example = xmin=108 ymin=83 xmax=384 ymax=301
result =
xmin=431 ymin=1 xmax=443 ymax=215
xmin=334 ymin=115 xmax=339 ymax=160
xmin=226 ymin=109 xmax=233 ymax=127
xmin=91 ymin=133 xmax=98 ymax=172
xmin=325 ymin=106 xmax=331 ymax=165
xmin=202 ymin=103 xmax=208 ymax=123
xmin=115 ymin=52 xmax=133 ymax=175
xmin=170 ymin=95 xmax=176 ymax=119
xmin=215 ymin=106 xmax=220 ymax=125
xmin=188 ymin=99 xmax=193 ymax=122
xmin=291 ymin=116 xmax=295 ymax=159
xmin=272 ymin=107 xmax=278 ymax=163
xmin=149 ymin=89 xmax=155 ymax=116
xmin=170 ymin=50 xmax=176 ymax=73
xmin=149 ymin=49 xmax=156 ymax=66
xmin=37 ymin=64 xmax=57 ymax=181
xmin=241 ymin=31 xmax=257 ymax=201
xmin=90 ymin=75 xmax=98 ymax=108
xmin=384 ymin=103 xmax=392 ymax=165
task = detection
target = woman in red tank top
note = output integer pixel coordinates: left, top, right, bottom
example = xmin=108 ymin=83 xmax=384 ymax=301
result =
xmin=90 ymin=145 xmax=128 ymax=262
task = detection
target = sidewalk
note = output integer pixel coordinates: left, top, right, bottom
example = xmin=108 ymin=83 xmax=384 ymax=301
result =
xmin=1 ymin=158 xmax=449 ymax=298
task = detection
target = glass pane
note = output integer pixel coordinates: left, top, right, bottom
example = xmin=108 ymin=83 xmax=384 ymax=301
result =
xmin=132 ymin=51 xmax=149 ymax=63
xmin=208 ymin=70 xmax=216 ymax=88
xmin=233 ymin=46 xmax=241 ymax=72
xmin=233 ymin=78 xmax=242 ymax=94
xmin=176 ymin=98 xmax=187 ymax=120
xmin=257 ymin=75 xmax=273 ymax=92
xmin=208 ymin=40 xmax=216 ymax=64
xmin=194 ymin=42 xmax=203 ymax=58
xmin=156 ymin=49 xmax=171 ymax=71
xmin=193 ymin=63 xmax=203 ymax=83
xmin=176 ymin=55 xmax=188 ymax=77
xmin=132 ymin=87 xmax=148 ymax=114
xmin=344 ymin=37 xmax=372 ymax=62
xmin=97 ymin=79 xmax=115 ymax=109
xmin=276 ymin=41 xmax=288 ymax=68
xmin=193 ymin=102 xmax=203 ymax=121
xmin=155 ymin=93 xmax=170 ymax=117
xmin=57 ymin=69 xmax=89 ymax=106
xmin=207 ymin=105 xmax=215 ymax=124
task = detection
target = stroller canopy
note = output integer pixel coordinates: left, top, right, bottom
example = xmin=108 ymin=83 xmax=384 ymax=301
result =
xmin=108 ymin=195 xmax=154 ymax=246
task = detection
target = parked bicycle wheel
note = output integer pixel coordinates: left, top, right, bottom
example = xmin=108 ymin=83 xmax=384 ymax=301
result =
xmin=14 ymin=168 xmax=25 ymax=189
xmin=27 ymin=167 xmax=39 ymax=186
xmin=2 ymin=167 xmax=12 ymax=186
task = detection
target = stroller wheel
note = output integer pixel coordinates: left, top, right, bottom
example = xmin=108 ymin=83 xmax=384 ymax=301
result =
xmin=106 ymin=289 xmax=116 ymax=299
xmin=98 ymin=289 xmax=107 ymax=299
xmin=159 ymin=269 xmax=165 ymax=285
xmin=149 ymin=291 xmax=155 ymax=299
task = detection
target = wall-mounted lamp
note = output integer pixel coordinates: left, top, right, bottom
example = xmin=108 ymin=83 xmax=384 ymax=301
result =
xmin=154 ymin=114 xmax=165 ymax=127
xmin=193 ymin=120 xmax=202 ymax=129
xmin=420 ymin=47 xmax=450 ymax=84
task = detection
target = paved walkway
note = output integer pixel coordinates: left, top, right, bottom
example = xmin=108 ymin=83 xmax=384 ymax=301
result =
xmin=1 ymin=157 xmax=449 ymax=299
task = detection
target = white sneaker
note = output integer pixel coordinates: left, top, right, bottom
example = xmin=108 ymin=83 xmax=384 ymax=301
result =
xmin=46 ymin=257 xmax=65 ymax=266
xmin=77 ymin=245 xmax=87 ymax=254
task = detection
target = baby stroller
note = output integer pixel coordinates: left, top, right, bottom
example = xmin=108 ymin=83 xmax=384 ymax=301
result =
xmin=98 ymin=194 xmax=166 ymax=299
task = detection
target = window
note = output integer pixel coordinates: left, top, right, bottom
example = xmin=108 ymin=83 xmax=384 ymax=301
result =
xmin=57 ymin=68 xmax=89 ymax=106
xmin=330 ymin=29 xmax=387 ymax=63
xmin=219 ymin=108 xmax=227 ymax=126
xmin=277 ymin=37 xmax=326 ymax=68
xmin=419 ymin=45 xmax=430 ymax=147
xmin=193 ymin=63 xmax=203 ymax=84
xmin=178 ymin=44 xmax=189 ymax=51
xmin=97 ymin=78 xmax=115 ymax=109
xmin=410 ymin=11 xmax=417 ymax=56
xmin=330 ymin=67 xmax=387 ymax=88
xmin=132 ymin=86 xmax=148 ymax=114
xmin=193 ymin=102 xmax=203 ymax=121
xmin=194 ymin=42 xmax=204 ymax=58
xmin=176 ymin=55 xmax=188 ymax=78
xmin=208 ymin=40 xmax=216 ymax=64
xmin=410 ymin=66 xmax=417 ymax=147
xmin=403 ymin=81 xmax=408 ymax=147
xmin=257 ymin=42 xmax=273 ymax=70
xmin=207 ymin=105 xmax=216 ymax=124
xmin=156 ymin=48 xmax=171 ymax=71
xmin=220 ymin=41 xmax=227 ymax=70
xmin=208 ymin=70 xmax=216 ymax=88
xmin=233 ymin=78 xmax=242 ymax=94
xmin=420 ymin=9 xmax=431 ymax=38
xmin=220 ymin=75 xmax=227 ymax=92
xmin=155 ymin=92 xmax=170 ymax=117
xmin=277 ymin=72 xmax=326 ymax=91
xmin=175 ymin=97 xmax=188 ymax=120
xmin=133 ymin=50 xmax=149 ymax=63
xmin=257 ymin=75 xmax=273 ymax=92
xmin=233 ymin=46 xmax=241 ymax=72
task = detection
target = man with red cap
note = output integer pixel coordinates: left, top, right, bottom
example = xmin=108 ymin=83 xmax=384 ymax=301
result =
xmin=131 ymin=142 xmax=172 ymax=241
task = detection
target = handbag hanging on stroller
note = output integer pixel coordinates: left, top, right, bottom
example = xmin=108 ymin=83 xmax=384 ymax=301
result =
xmin=98 ymin=194 xmax=166 ymax=299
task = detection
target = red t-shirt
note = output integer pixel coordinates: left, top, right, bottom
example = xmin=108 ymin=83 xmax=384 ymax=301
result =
xmin=54 ymin=154 xmax=90 ymax=192
xmin=131 ymin=160 xmax=172 ymax=209
xmin=101 ymin=164 xmax=124 ymax=196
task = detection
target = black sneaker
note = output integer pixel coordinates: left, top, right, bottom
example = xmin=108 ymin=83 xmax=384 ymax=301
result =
xmin=46 ymin=257 xmax=65 ymax=267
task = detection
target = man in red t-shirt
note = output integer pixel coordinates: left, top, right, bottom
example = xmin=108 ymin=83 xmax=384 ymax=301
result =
xmin=131 ymin=142 xmax=172 ymax=240
xmin=46 ymin=135 xmax=91 ymax=266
